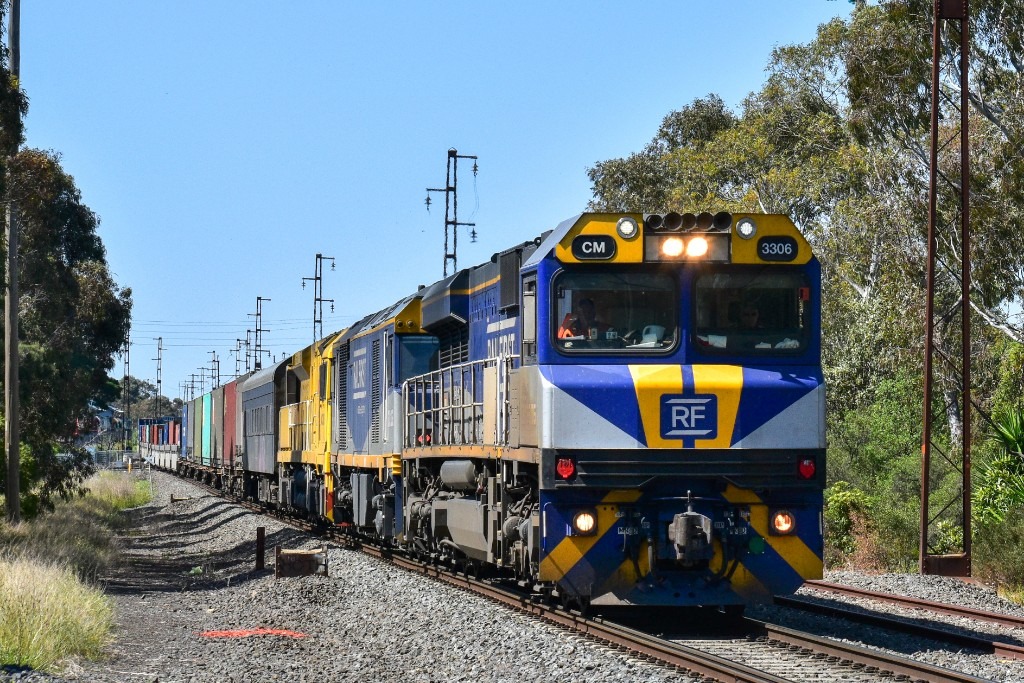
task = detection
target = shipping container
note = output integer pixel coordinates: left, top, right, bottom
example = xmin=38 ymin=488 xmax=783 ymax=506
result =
xmin=210 ymin=387 xmax=223 ymax=467
xmin=201 ymin=393 xmax=212 ymax=466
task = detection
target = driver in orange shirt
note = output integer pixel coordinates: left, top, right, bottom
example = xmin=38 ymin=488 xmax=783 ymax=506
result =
xmin=559 ymin=298 xmax=609 ymax=339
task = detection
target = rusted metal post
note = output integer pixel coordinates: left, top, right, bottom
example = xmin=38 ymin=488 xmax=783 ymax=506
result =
xmin=921 ymin=0 xmax=971 ymax=576
xmin=256 ymin=526 xmax=266 ymax=570
xmin=958 ymin=0 xmax=972 ymax=570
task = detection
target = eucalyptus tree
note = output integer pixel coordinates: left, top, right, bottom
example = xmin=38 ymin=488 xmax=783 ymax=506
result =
xmin=0 ymin=149 xmax=132 ymax=513
xmin=588 ymin=0 xmax=1024 ymax=408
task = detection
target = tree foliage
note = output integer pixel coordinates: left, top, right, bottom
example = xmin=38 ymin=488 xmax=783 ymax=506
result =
xmin=112 ymin=376 xmax=182 ymax=434
xmin=5 ymin=149 xmax=133 ymax=445
xmin=586 ymin=1 xmax=1024 ymax=570
xmin=0 ymin=149 xmax=133 ymax=513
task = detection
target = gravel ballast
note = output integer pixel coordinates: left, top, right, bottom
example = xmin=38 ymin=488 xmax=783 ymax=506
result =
xmin=5 ymin=469 xmax=1024 ymax=682
xmin=35 ymin=472 xmax=694 ymax=683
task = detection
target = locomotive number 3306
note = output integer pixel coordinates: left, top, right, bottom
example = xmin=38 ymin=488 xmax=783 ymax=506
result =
xmin=757 ymin=236 xmax=798 ymax=262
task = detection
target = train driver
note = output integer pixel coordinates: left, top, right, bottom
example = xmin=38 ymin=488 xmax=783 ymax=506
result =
xmin=559 ymin=297 xmax=610 ymax=339
xmin=739 ymin=303 xmax=763 ymax=329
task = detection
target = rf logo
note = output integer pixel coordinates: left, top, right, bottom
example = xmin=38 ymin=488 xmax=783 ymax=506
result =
xmin=660 ymin=394 xmax=717 ymax=439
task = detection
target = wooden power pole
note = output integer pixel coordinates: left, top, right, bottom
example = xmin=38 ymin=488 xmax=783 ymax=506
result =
xmin=5 ymin=0 xmax=21 ymax=524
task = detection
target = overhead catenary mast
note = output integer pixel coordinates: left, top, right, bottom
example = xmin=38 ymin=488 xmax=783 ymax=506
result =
xmin=302 ymin=253 xmax=335 ymax=344
xmin=425 ymin=148 xmax=478 ymax=277
xmin=252 ymin=296 xmax=271 ymax=371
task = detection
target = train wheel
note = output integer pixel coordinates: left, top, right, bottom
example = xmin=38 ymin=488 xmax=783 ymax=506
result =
xmin=560 ymin=591 xmax=590 ymax=617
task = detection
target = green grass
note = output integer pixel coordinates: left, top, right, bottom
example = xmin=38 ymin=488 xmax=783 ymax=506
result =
xmin=0 ymin=471 xmax=152 ymax=671
xmin=84 ymin=470 xmax=153 ymax=514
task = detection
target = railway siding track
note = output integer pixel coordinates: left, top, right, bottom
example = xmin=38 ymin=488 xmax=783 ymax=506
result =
xmin=805 ymin=580 xmax=1024 ymax=630
xmin=373 ymin=545 xmax=942 ymax=683
xmin=351 ymin=541 xmax=790 ymax=683
xmin=743 ymin=621 xmax=992 ymax=683
xmin=384 ymin=547 xmax=997 ymax=683
xmin=779 ymin=585 xmax=1024 ymax=661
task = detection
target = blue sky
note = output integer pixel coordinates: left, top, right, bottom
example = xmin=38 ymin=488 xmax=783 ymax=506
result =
xmin=20 ymin=1 xmax=854 ymax=397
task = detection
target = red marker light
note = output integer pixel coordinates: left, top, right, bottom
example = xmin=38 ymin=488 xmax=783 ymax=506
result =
xmin=556 ymin=457 xmax=576 ymax=480
xmin=798 ymin=458 xmax=816 ymax=480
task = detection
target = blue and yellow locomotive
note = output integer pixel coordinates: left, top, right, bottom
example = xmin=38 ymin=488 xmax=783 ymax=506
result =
xmin=179 ymin=210 xmax=824 ymax=609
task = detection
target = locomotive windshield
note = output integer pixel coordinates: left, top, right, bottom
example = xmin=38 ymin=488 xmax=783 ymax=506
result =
xmin=693 ymin=269 xmax=810 ymax=354
xmin=554 ymin=271 xmax=676 ymax=352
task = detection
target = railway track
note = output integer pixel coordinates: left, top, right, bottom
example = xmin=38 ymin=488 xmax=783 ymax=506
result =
xmin=169 ymin=469 xmax=999 ymax=682
xmin=805 ymin=580 xmax=1024 ymax=630
xmin=774 ymin=580 xmax=1024 ymax=661
xmin=384 ymin=550 xmax=992 ymax=682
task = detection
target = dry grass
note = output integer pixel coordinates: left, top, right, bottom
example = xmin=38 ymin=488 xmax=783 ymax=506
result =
xmin=999 ymin=585 xmax=1024 ymax=606
xmin=0 ymin=471 xmax=152 ymax=581
xmin=0 ymin=556 xmax=113 ymax=670
xmin=0 ymin=471 xmax=151 ymax=671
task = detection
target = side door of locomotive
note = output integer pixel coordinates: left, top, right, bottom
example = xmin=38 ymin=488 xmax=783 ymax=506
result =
xmin=347 ymin=335 xmax=372 ymax=454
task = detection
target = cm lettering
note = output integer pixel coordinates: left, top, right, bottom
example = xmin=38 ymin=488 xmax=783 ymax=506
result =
xmin=570 ymin=235 xmax=617 ymax=260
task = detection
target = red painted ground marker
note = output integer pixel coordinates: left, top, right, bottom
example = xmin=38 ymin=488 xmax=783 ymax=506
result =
xmin=199 ymin=627 xmax=307 ymax=639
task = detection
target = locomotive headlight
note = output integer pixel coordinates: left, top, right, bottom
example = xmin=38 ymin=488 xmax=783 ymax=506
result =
xmin=616 ymin=216 xmax=639 ymax=239
xmin=571 ymin=509 xmax=598 ymax=536
xmin=648 ymin=233 xmax=729 ymax=261
xmin=770 ymin=510 xmax=796 ymax=535
xmin=685 ymin=236 xmax=709 ymax=258
xmin=736 ymin=217 xmax=757 ymax=239
xmin=661 ymin=237 xmax=684 ymax=257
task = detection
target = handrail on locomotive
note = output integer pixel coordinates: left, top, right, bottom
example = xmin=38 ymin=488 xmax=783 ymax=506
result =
xmin=402 ymin=354 xmax=518 ymax=448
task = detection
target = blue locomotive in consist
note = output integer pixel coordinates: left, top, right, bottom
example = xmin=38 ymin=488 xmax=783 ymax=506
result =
xmin=179 ymin=210 xmax=824 ymax=609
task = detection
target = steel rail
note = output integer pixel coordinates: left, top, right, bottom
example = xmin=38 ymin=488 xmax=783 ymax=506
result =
xmin=170 ymin=472 xmax=1005 ymax=681
xmin=806 ymin=580 xmax=1024 ymax=630
xmin=775 ymin=594 xmax=1024 ymax=662
xmin=749 ymin=620 xmax=992 ymax=683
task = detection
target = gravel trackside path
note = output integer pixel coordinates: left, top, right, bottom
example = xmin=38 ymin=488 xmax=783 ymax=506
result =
xmin=46 ymin=471 xmax=691 ymax=683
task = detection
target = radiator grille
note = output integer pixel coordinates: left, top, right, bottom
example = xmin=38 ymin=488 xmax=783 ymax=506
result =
xmin=437 ymin=323 xmax=469 ymax=368
xmin=370 ymin=339 xmax=381 ymax=443
xmin=335 ymin=344 xmax=348 ymax=451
